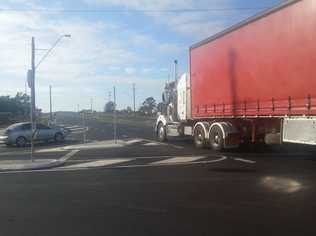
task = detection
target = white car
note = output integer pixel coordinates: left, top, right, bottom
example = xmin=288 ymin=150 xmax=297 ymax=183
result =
xmin=0 ymin=122 xmax=69 ymax=147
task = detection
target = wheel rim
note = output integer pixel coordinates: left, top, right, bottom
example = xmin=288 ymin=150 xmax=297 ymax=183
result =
xmin=195 ymin=127 xmax=204 ymax=146
xmin=214 ymin=133 xmax=220 ymax=145
xmin=196 ymin=133 xmax=203 ymax=145
xmin=159 ymin=126 xmax=165 ymax=139
xmin=209 ymin=126 xmax=223 ymax=150
xmin=56 ymin=134 xmax=63 ymax=142
xmin=17 ymin=137 xmax=25 ymax=146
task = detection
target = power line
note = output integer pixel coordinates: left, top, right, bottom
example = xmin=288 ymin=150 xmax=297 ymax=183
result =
xmin=0 ymin=7 xmax=271 ymax=14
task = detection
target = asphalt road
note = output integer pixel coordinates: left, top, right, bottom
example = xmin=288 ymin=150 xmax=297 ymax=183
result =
xmin=0 ymin=115 xmax=316 ymax=235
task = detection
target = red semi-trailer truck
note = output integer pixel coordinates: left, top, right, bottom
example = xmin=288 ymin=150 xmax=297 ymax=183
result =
xmin=155 ymin=0 xmax=316 ymax=150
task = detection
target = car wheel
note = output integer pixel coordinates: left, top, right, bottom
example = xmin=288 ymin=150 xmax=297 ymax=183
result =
xmin=54 ymin=133 xmax=64 ymax=143
xmin=16 ymin=136 xmax=27 ymax=147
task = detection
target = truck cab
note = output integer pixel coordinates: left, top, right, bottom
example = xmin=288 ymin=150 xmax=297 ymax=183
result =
xmin=155 ymin=73 xmax=191 ymax=141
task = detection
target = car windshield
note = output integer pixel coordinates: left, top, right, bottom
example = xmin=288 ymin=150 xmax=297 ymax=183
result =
xmin=5 ymin=123 xmax=25 ymax=131
xmin=1 ymin=0 xmax=316 ymax=235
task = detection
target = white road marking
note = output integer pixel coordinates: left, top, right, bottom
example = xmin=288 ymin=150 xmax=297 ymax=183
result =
xmin=0 ymin=155 xmax=227 ymax=174
xmin=143 ymin=142 xmax=161 ymax=146
xmin=0 ymin=151 xmax=30 ymax=156
xmin=152 ymin=156 xmax=205 ymax=165
xmin=60 ymin=150 xmax=80 ymax=161
xmin=68 ymin=127 xmax=86 ymax=131
xmin=64 ymin=126 xmax=81 ymax=129
xmin=59 ymin=158 xmax=133 ymax=169
xmin=62 ymin=140 xmax=125 ymax=150
xmin=142 ymin=139 xmax=184 ymax=149
xmin=125 ymin=139 xmax=144 ymax=144
xmin=116 ymin=156 xmax=228 ymax=168
xmin=233 ymin=158 xmax=256 ymax=164
xmin=35 ymin=148 xmax=66 ymax=153
xmin=68 ymin=131 xmax=85 ymax=134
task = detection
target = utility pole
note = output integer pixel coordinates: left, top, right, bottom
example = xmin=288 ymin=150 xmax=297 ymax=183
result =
xmin=133 ymin=83 xmax=136 ymax=114
xmin=90 ymin=98 xmax=93 ymax=112
xmin=82 ymin=111 xmax=86 ymax=143
xmin=49 ymin=85 xmax=52 ymax=122
xmin=77 ymin=104 xmax=79 ymax=113
xmin=113 ymin=86 xmax=117 ymax=144
xmin=174 ymin=59 xmax=178 ymax=82
xmin=30 ymin=37 xmax=36 ymax=162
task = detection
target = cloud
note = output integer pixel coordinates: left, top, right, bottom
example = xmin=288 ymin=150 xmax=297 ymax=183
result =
xmin=124 ymin=67 xmax=136 ymax=75
xmin=85 ymin=0 xmax=195 ymax=10
xmin=129 ymin=33 xmax=183 ymax=54
xmin=0 ymin=6 xmax=159 ymax=111
xmin=1 ymin=0 xmax=278 ymax=111
xmin=84 ymin=0 xmax=233 ymax=39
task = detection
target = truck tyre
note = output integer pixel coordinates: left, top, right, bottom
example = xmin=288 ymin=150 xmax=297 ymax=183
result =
xmin=157 ymin=123 xmax=167 ymax=142
xmin=194 ymin=124 xmax=207 ymax=148
xmin=54 ymin=133 xmax=64 ymax=143
xmin=209 ymin=125 xmax=224 ymax=151
xmin=16 ymin=136 xmax=27 ymax=147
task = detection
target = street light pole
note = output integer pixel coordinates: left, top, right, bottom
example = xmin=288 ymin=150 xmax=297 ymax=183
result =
xmin=30 ymin=37 xmax=36 ymax=162
xmin=29 ymin=34 xmax=71 ymax=162
xmin=113 ymin=86 xmax=117 ymax=144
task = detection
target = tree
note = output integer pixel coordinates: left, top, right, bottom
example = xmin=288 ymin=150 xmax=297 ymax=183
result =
xmin=0 ymin=92 xmax=30 ymax=117
xmin=139 ymin=97 xmax=156 ymax=115
xmin=157 ymin=102 xmax=164 ymax=113
xmin=104 ymin=101 xmax=115 ymax=113
xmin=126 ymin=106 xmax=132 ymax=113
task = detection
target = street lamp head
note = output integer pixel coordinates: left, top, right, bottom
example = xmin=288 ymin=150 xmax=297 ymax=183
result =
xmin=64 ymin=34 xmax=71 ymax=38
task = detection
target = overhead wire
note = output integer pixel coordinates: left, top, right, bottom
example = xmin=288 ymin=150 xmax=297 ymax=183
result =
xmin=0 ymin=7 xmax=271 ymax=14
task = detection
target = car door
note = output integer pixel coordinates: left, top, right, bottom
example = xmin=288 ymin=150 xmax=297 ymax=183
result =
xmin=36 ymin=124 xmax=54 ymax=141
xmin=19 ymin=123 xmax=32 ymax=141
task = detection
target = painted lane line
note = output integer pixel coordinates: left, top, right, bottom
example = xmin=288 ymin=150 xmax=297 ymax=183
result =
xmin=68 ymin=128 xmax=86 ymax=131
xmin=0 ymin=156 xmax=227 ymax=174
xmin=35 ymin=148 xmax=65 ymax=153
xmin=64 ymin=126 xmax=81 ymax=129
xmin=59 ymin=158 xmax=134 ymax=169
xmin=68 ymin=131 xmax=86 ymax=134
xmin=152 ymin=156 xmax=206 ymax=165
xmin=143 ymin=142 xmax=161 ymax=146
xmin=142 ymin=139 xmax=184 ymax=149
xmin=115 ymin=156 xmax=227 ymax=168
xmin=125 ymin=139 xmax=144 ymax=144
xmin=0 ymin=151 xmax=31 ymax=156
xmin=62 ymin=140 xmax=125 ymax=150
xmin=233 ymin=158 xmax=256 ymax=164
xmin=60 ymin=149 xmax=80 ymax=161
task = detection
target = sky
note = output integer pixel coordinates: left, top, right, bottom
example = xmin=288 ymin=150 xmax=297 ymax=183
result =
xmin=0 ymin=0 xmax=281 ymax=112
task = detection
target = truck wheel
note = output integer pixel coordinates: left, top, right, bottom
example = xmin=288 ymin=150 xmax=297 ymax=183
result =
xmin=209 ymin=125 xmax=224 ymax=151
xmin=16 ymin=136 xmax=27 ymax=147
xmin=157 ymin=123 xmax=167 ymax=142
xmin=194 ymin=125 xmax=207 ymax=148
